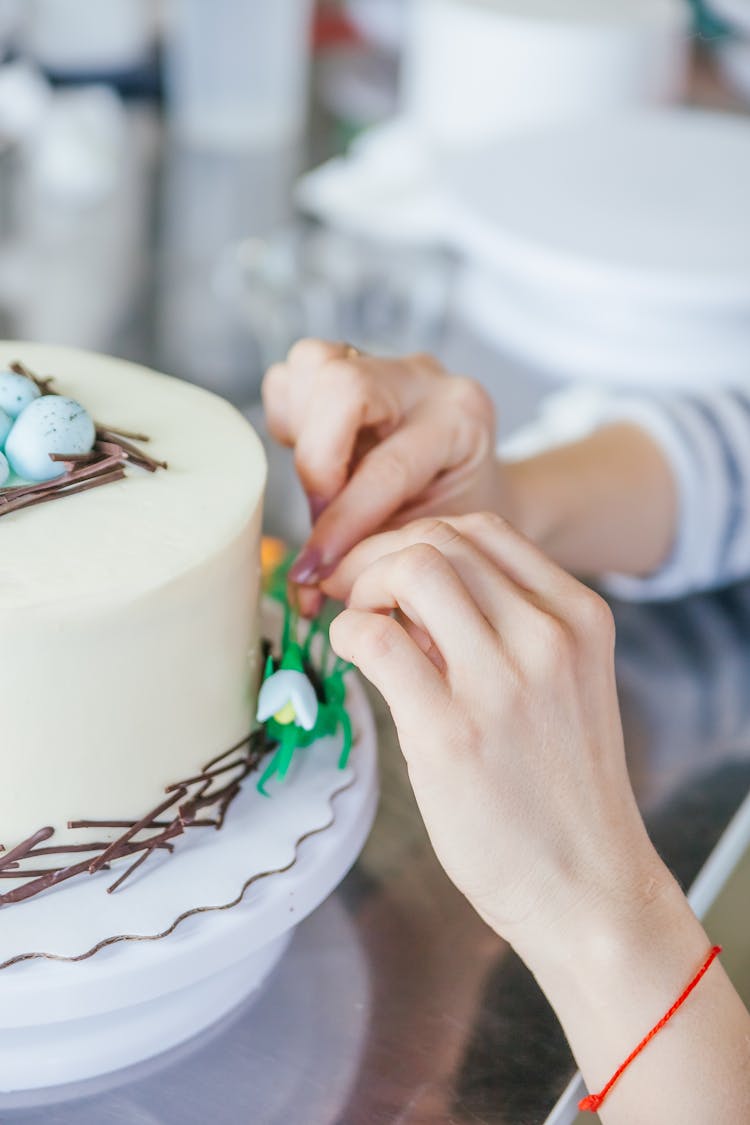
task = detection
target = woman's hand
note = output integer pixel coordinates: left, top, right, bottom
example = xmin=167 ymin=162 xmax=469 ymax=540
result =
xmin=326 ymin=515 xmax=750 ymax=1124
xmin=262 ymin=340 xmax=503 ymax=594
xmin=264 ymin=340 xmax=680 ymax=613
xmin=326 ymin=512 xmax=659 ymax=950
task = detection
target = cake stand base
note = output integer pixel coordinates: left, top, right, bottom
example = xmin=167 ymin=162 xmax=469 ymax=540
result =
xmin=0 ymin=930 xmax=291 ymax=1091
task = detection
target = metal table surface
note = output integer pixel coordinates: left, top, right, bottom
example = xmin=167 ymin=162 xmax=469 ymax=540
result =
xmin=2 ymin=89 xmax=750 ymax=1125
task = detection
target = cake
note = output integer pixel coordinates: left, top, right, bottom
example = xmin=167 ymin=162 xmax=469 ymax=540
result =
xmin=0 ymin=343 xmax=267 ymax=900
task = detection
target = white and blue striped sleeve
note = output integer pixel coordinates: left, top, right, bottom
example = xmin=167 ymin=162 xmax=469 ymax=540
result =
xmin=594 ymin=388 xmax=750 ymax=601
xmin=501 ymin=385 xmax=750 ymax=602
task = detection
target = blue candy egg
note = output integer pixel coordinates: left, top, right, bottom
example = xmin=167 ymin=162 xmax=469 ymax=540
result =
xmin=0 ymin=370 xmax=41 ymax=419
xmin=0 ymin=407 xmax=13 ymax=449
xmin=5 ymin=396 xmax=96 ymax=483
xmin=0 ymin=451 xmax=8 ymax=487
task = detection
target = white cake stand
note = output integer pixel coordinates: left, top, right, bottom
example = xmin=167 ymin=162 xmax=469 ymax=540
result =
xmin=0 ymin=894 xmax=371 ymax=1121
xmin=0 ymin=673 xmax=378 ymax=1093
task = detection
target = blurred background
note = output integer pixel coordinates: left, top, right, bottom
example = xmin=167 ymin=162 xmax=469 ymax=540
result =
xmin=0 ymin=0 xmax=748 ymax=542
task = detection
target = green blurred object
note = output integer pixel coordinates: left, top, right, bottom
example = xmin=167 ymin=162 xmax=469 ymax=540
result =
xmin=688 ymin=0 xmax=733 ymax=38
xmin=258 ymin=554 xmax=353 ymax=794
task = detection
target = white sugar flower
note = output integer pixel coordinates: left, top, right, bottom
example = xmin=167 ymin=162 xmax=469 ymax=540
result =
xmin=257 ymin=668 xmax=318 ymax=731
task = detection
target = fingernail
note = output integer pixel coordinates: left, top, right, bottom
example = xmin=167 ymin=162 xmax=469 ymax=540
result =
xmin=307 ymin=493 xmax=328 ymax=523
xmin=298 ymin=586 xmax=324 ymax=619
xmin=288 ymin=546 xmax=322 ymax=585
xmin=317 ymin=557 xmax=339 ymax=581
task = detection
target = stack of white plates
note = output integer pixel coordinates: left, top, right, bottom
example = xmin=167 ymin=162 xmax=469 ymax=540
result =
xmin=441 ymin=109 xmax=750 ymax=388
xmin=402 ymin=0 xmax=690 ymax=149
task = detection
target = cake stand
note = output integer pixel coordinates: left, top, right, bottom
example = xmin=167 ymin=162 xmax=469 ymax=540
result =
xmin=0 ymin=672 xmax=378 ymax=1093
xmin=0 ymin=894 xmax=371 ymax=1122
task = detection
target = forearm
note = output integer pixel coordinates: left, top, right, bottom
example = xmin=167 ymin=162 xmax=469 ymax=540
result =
xmin=502 ymin=423 xmax=679 ymax=579
xmin=516 ymin=851 xmax=750 ymax=1124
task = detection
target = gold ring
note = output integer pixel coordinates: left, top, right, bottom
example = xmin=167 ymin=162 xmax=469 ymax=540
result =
xmin=345 ymin=345 xmax=361 ymax=359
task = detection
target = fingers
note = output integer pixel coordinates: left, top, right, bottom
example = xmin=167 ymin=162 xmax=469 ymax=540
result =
xmin=325 ymin=511 xmax=589 ymax=613
xmin=343 ymin=540 xmax=498 ymax=675
xmin=330 ymin=608 xmax=447 ymax=733
xmin=330 ymin=517 xmax=526 ymax=635
xmin=296 ymin=398 xmax=485 ymax=579
xmin=323 ymin=512 xmax=615 ymax=661
xmin=263 ymin=341 xmax=443 ymax=505
xmin=329 ymin=516 xmax=614 ymax=759
xmin=262 ymin=339 xmax=350 ymax=448
xmin=293 ymin=358 xmax=402 ymax=502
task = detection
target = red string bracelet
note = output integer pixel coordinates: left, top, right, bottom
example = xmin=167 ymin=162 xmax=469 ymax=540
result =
xmin=578 ymin=944 xmax=722 ymax=1114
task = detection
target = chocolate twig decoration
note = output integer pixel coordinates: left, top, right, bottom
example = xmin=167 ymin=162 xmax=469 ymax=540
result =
xmin=96 ymin=433 xmax=167 ymax=472
xmin=164 ymin=757 xmax=247 ymax=792
xmin=0 ymin=827 xmax=55 ymax=870
xmin=68 ymin=819 xmax=174 ymax=830
xmin=0 ymin=360 xmax=167 ymax=521
xmin=0 ymin=729 xmax=272 ymax=908
xmin=9 ymin=360 xmax=55 ymax=396
xmin=95 ymin=424 xmax=151 ymax=444
xmin=0 ymin=469 xmax=127 ymax=517
xmin=0 ymin=869 xmax=79 ymax=879
xmin=202 ymin=734 xmax=255 ymax=772
xmin=106 ymin=843 xmax=159 ymax=895
xmin=88 ymin=789 xmax=189 ymax=874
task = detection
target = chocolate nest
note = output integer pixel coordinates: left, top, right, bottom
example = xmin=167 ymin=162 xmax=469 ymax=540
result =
xmin=0 ymin=361 xmax=167 ymax=520
xmin=0 ymin=728 xmax=274 ymax=907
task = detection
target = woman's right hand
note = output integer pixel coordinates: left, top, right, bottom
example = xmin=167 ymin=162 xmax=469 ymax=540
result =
xmin=326 ymin=515 xmax=750 ymax=1125
xmin=325 ymin=512 xmax=661 ymax=952
xmin=262 ymin=339 xmax=504 ymax=595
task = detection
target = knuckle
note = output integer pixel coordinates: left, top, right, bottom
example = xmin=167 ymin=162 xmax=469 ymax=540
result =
xmin=528 ymin=611 xmax=574 ymax=666
xmin=576 ymin=589 xmax=616 ymax=644
xmin=455 ymin=711 xmax=484 ymax=754
xmin=458 ymin=510 xmax=509 ymax=538
xmin=408 ymin=351 xmax=445 ymax=376
xmin=447 ymin=375 xmax=493 ymax=417
xmin=261 ymin=361 xmax=286 ymax=396
xmin=318 ymin=359 xmax=369 ymax=406
xmin=261 ymin=365 xmax=293 ymax=441
xmin=293 ymin=444 xmax=319 ymax=480
xmin=287 ymin=337 xmax=335 ymax=368
xmin=396 ymin=542 xmax=445 ymax=584
xmin=375 ymin=448 xmax=411 ymax=492
xmin=408 ymin=517 xmax=460 ymax=548
xmin=329 ymin=611 xmax=354 ymax=660
xmin=358 ymin=614 xmax=401 ymax=661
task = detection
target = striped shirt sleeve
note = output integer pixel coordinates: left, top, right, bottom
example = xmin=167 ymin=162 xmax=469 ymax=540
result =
xmin=501 ymin=385 xmax=750 ymax=601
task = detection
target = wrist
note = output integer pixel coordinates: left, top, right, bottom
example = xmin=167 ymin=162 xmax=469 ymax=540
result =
xmin=513 ymin=842 xmax=709 ymax=1023
xmin=501 ymin=456 xmax=564 ymax=554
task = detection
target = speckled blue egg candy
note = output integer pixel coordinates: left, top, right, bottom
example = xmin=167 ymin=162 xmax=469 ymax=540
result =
xmin=0 ymin=370 xmax=41 ymax=419
xmin=0 ymin=407 xmax=13 ymax=449
xmin=5 ymin=396 xmax=96 ymax=483
xmin=0 ymin=451 xmax=8 ymax=487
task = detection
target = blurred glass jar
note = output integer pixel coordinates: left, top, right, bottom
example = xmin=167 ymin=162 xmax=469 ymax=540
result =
xmin=163 ymin=0 xmax=315 ymax=150
xmin=215 ymin=222 xmax=455 ymax=381
xmin=19 ymin=0 xmax=154 ymax=77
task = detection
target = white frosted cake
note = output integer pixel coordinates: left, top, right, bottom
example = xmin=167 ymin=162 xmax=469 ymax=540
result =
xmin=0 ymin=343 xmax=267 ymax=891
